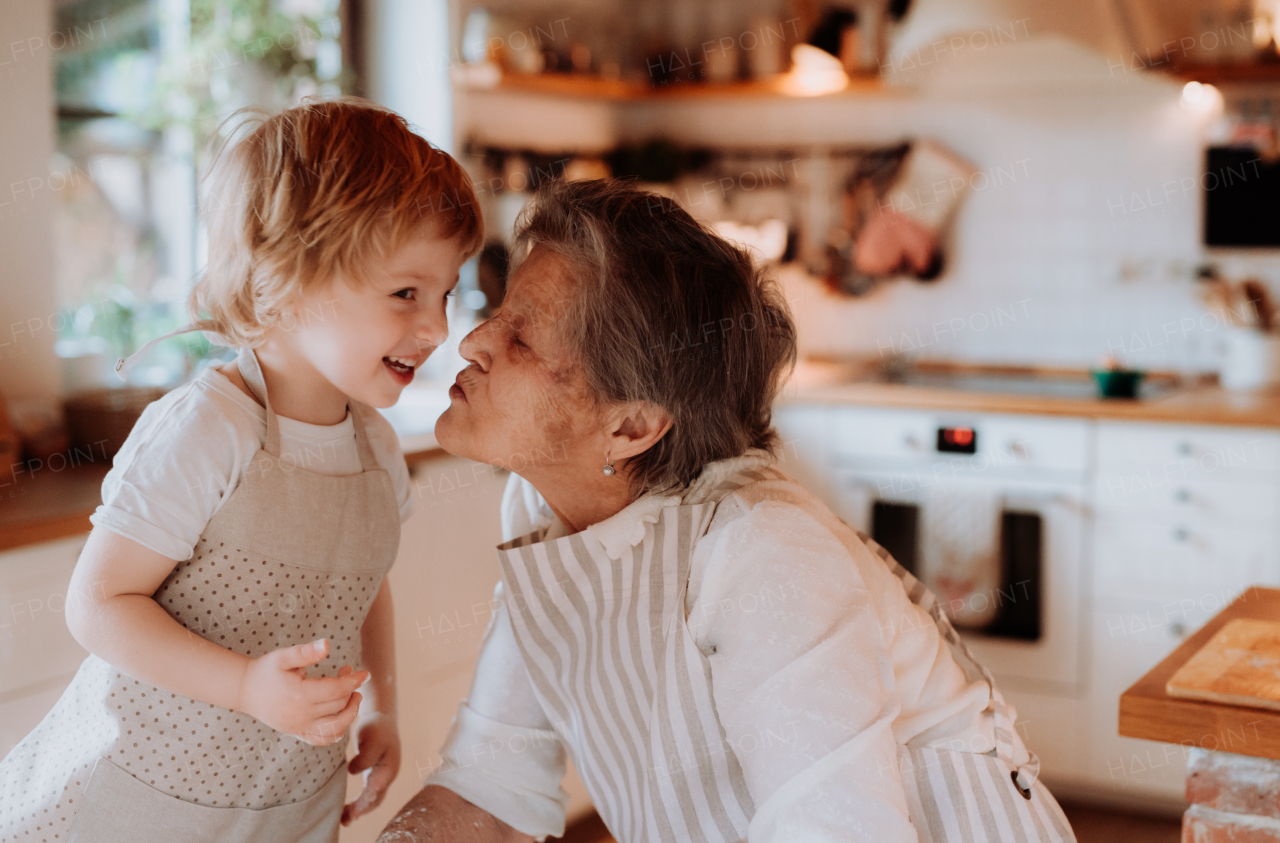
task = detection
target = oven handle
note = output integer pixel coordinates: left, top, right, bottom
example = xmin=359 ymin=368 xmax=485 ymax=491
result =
xmin=844 ymin=479 xmax=1091 ymax=518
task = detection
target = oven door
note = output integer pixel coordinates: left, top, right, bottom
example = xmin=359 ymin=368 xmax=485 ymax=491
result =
xmin=832 ymin=469 xmax=1086 ymax=694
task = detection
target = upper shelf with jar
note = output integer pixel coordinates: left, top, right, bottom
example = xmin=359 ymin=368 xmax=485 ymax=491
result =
xmin=450 ymin=63 xmax=890 ymax=102
xmin=450 ymin=1 xmax=911 ymax=102
xmin=1166 ymin=61 xmax=1280 ymax=86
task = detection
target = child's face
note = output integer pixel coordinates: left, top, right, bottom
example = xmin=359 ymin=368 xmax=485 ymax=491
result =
xmin=287 ymin=230 xmax=470 ymax=408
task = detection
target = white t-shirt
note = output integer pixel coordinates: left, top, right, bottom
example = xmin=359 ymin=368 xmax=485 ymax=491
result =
xmin=90 ymin=366 xmax=413 ymax=562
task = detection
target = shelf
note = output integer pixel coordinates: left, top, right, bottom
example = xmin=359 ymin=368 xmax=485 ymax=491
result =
xmin=451 ymin=66 xmax=887 ymax=102
xmin=1163 ymin=61 xmax=1280 ymax=85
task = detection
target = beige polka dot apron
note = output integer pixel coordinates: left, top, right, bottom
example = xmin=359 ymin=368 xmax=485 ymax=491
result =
xmin=497 ymin=459 xmax=1073 ymax=843
xmin=0 ymin=348 xmax=400 ymax=843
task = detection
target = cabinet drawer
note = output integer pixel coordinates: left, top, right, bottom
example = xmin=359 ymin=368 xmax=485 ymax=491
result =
xmin=832 ymin=409 xmax=1089 ymax=474
xmin=981 ymin=415 xmax=1090 ymax=474
xmin=1097 ymin=422 xmax=1280 ymax=480
xmin=1093 ymin=475 xmax=1276 ymax=528
xmin=1093 ymin=516 xmax=1271 ymax=601
xmin=831 ymin=408 xmax=937 ymax=463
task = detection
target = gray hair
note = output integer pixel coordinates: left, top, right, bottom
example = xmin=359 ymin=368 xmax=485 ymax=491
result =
xmin=511 ymin=178 xmax=798 ymax=497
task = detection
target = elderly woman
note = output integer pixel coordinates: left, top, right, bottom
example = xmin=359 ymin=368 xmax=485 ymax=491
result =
xmin=379 ymin=180 xmax=1075 ymax=843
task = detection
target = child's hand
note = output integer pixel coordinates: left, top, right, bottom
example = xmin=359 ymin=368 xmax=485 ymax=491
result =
xmin=237 ymin=637 xmax=368 ymax=746
xmin=341 ymin=712 xmax=401 ymax=826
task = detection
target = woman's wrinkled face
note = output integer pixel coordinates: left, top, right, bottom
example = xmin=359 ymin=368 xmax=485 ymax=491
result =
xmin=435 ymin=245 xmax=602 ymax=474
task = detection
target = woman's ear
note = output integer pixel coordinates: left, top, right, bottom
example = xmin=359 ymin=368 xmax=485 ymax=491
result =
xmin=606 ymin=402 xmax=673 ymax=461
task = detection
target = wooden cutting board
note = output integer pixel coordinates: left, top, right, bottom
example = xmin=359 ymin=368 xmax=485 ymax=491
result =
xmin=1166 ymin=618 xmax=1280 ymax=711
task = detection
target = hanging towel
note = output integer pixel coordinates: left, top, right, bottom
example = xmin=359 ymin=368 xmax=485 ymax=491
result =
xmin=921 ymin=485 xmax=1003 ymax=628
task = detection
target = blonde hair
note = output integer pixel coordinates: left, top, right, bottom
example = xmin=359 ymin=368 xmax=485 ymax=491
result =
xmin=191 ymin=97 xmax=483 ymax=347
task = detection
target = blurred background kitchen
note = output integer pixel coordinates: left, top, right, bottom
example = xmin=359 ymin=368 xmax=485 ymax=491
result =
xmin=7 ymin=0 xmax=1280 ymax=841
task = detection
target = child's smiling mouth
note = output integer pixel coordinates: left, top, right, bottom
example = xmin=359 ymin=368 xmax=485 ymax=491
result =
xmin=383 ymin=356 xmax=418 ymax=384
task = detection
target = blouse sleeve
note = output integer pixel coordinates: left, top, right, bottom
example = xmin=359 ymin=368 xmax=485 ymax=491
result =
xmin=424 ymin=581 xmax=570 ymax=840
xmin=688 ymin=500 xmax=919 ymax=843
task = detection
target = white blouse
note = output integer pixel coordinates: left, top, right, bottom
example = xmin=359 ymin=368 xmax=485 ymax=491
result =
xmin=426 ymin=454 xmax=1027 ymax=842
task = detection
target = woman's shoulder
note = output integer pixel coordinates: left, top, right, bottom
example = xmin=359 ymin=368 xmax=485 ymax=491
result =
xmin=712 ymin=468 xmax=845 ymax=540
xmin=696 ymin=467 xmax=912 ymax=610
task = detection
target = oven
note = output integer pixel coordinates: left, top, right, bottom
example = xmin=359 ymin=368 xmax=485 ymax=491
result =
xmin=824 ymin=408 xmax=1090 ymax=693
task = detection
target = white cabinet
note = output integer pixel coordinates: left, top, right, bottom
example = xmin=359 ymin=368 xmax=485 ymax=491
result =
xmin=1096 ymin=423 xmax=1280 ymax=480
xmin=1086 ymin=419 xmax=1280 ymax=602
xmin=1092 ymin=421 xmax=1280 ymax=604
xmin=780 ymin=403 xmax=1280 ymax=811
xmin=827 ymin=406 xmax=1091 ymax=475
xmin=1083 ymin=421 xmax=1280 ymax=808
xmin=1085 ymin=598 xmax=1209 ymax=808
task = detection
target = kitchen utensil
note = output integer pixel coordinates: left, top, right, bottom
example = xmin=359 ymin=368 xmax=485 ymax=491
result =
xmin=1197 ymin=273 xmax=1251 ymax=326
xmin=1167 ymin=618 xmax=1280 ymax=711
xmin=882 ymin=140 xmax=977 ymax=232
xmin=1090 ymin=368 xmax=1144 ymax=398
xmin=1242 ymin=278 xmax=1275 ymax=331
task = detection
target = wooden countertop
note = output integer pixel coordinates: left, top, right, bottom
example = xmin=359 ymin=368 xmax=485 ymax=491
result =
xmin=1119 ymin=586 xmax=1280 ymax=760
xmin=782 ymin=359 xmax=1280 ymax=428
xmin=0 ymin=436 xmax=445 ymax=554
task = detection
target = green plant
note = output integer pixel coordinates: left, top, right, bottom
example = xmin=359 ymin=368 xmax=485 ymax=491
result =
xmin=140 ymin=0 xmax=348 ymax=165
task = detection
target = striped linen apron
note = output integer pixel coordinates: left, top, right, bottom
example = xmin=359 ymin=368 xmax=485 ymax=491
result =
xmin=497 ymin=462 xmax=1074 ymax=843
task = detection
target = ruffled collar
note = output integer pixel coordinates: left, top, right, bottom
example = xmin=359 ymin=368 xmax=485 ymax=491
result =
xmin=582 ymin=449 xmax=774 ymax=560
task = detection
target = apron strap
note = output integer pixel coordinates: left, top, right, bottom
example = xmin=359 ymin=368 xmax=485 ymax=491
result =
xmin=113 ymin=320 xmax=222 ymax=382
xmin=347 ymin=402 xmax=381 ymax=473
xmin=117 ymin=324 xmax=378 ymax=472
xmin=234 ymin=350 xmax=378 ymax=470
xmin=236 ymin=347 xmax=282 ymax=458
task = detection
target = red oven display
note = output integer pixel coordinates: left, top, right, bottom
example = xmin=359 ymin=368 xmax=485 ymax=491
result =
xmin=936 ymin=426 xmax=977 ymax=454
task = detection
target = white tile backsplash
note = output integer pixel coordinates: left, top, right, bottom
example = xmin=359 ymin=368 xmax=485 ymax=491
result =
xmin=748 ymin=38 xmax=1247 ymax=373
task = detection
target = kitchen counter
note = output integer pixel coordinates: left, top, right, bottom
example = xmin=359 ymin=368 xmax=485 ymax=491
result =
xmin=1119 ymin=586 xmax=1280 ymax=839
xmin=782 ymin=358 xmax=1280 ymax=428
xmin=1119 ymin=586 xmax=1280 ymax=760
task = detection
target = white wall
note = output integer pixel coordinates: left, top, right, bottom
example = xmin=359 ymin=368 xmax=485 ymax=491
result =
xmin=0 ymin=0 xmax=61 ymax=400
xmin=363 ymin=0 xmax=455 ymax=151
xmin=704 ymin=36 xmax=1213 ymax=372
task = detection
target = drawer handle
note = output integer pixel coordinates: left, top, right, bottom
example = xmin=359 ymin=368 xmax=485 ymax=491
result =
xmin=1177 ymin=442 xmax=1193 ymax=456
xmin=1173 ymin=527 xmax=1190 ymax=542
xmin=1169 ymin=621 xmax=1187 ymax=637
xmin=1174 ymin=489 xmax=1191 ymax=503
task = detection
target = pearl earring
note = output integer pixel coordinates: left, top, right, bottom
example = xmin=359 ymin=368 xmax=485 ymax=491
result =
xmin=602 ymin=457 xmax=615 ymax=476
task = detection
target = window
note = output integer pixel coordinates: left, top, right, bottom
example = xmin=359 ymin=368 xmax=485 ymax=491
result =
xmin=53 ymin=0 xmax=351 ymax=387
